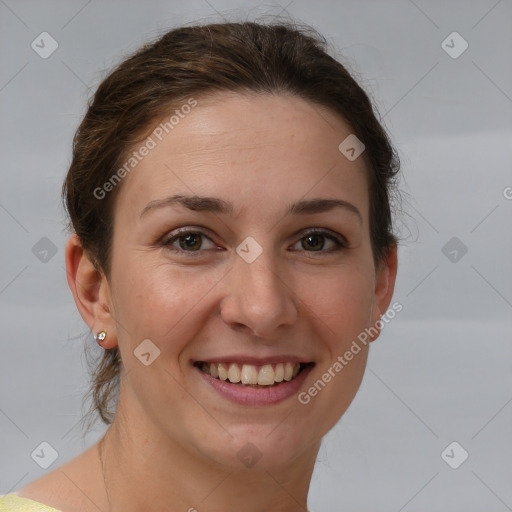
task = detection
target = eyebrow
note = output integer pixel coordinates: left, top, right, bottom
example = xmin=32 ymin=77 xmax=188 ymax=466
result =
xmin=140 ymin=194 xmax=362 ymax=223
xmin=288 ymin=198 xmax=362 ymax=223
xmin=140 ymin=195 xmax=234 ymax=217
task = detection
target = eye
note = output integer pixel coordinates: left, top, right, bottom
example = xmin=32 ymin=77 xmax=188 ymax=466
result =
xmin=291 ymin=229 xmax=346 ymax=252
xmin=162 ymin=229 xmax=217 ymax=252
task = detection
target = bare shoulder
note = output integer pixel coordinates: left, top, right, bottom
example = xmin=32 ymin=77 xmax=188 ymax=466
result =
xmin=16 ymin=443 xmax=107 ymax=512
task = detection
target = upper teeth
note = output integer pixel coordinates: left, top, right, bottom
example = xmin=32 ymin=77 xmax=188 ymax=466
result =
xmin=201 ymin=362 xmax=301 ymax=386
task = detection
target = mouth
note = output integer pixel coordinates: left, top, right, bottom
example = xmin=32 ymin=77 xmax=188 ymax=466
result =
xmin=194 ymin=361 xmax=312 ymax=387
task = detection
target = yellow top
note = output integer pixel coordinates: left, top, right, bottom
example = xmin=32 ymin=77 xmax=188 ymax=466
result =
xmin=0 ymin=494 xmax=61 ymax=512
xmin=0 ymin=492 xmax=313 ymax=511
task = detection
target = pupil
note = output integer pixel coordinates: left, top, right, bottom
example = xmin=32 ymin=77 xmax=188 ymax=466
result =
xmin=180 ymin=233 xmax=201 ymax=250
xmin=303 ymin=234 xmax=324 ymax=251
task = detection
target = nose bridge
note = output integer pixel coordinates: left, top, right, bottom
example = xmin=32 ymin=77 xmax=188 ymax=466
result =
xmin=244 ymin=255 xmax=283 ymax=302
xmin=221 ymin=247 xmax=297 ymax=337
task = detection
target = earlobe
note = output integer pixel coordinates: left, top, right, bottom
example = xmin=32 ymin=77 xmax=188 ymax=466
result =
xmin=65 ymin=234 xmax=118 ymax=349
xmin=369 ymin=244 xmax=398 ymax=342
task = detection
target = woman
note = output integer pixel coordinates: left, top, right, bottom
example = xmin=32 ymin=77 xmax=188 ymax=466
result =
xmin=1 ymin=21 xmax=399 ymax=511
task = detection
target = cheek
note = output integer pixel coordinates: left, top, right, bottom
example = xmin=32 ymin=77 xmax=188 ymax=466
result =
xmin=295 ymin=266 xmax=373 ymax=433
xmin=299 ymin=262 xmax=375 ymax=344
xmin=111 ymin=257 xmax=222 ymax=360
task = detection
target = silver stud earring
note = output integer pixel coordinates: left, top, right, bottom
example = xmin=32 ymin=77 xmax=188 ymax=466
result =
xmin=94 ymin=331 xmax=107 ymax=346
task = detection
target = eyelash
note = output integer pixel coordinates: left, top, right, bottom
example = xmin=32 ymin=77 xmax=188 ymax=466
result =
xmin=160 ymin=227 xmax=347 ymax=256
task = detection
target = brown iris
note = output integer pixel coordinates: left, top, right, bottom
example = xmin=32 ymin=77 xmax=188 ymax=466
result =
xmin=179 ymin=233 xmax=202 ymax=251
xmin=301 ymin=234 xmax=324 ymax=251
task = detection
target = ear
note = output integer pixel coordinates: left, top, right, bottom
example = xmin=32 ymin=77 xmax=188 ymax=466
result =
xmin=65 ymin=234 xmax=118 ymax=349
xmin=369 ymin=244 xmax=398 ymax=342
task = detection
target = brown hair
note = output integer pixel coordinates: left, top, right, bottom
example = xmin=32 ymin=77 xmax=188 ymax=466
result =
xmin=63 ymin=21 xmax=400 ymax=426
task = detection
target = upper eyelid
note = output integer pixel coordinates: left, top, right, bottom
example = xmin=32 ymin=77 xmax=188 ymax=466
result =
xmin=292 ymin=226 xmax=347 ymax=244
xmin=298 ymin=227 xmax=346 ymax=241
xmin=162 ymin=226 xmax=215 ymax=243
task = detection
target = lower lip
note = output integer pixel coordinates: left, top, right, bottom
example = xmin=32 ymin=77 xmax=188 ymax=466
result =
xmin=195 ymin=365 xmax=314 ymax=406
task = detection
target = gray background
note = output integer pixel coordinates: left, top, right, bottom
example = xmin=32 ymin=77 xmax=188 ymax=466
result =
xmin=1 ymin=0 xmax=511 ymax=510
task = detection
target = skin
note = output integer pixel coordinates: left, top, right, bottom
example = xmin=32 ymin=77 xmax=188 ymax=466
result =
xmin=19 ymin=92 xmax=397 ymax=512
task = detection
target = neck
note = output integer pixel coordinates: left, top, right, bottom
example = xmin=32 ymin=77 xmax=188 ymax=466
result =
xmin=98 ymin=392 xmax=318 ymax=512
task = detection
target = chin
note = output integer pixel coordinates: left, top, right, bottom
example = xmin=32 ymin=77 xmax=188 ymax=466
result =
xmin=184 ymin=414 xmax=322 ymax=472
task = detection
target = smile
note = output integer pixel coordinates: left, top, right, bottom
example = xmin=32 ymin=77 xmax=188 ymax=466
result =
xmin=196 ymin=361 xmax=307 ymax=386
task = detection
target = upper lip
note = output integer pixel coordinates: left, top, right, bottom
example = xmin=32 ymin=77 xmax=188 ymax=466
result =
xmin=193 ymin=355 xmax=313 ymax=365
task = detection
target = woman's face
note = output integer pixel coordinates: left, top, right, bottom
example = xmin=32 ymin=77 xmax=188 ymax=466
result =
xmin=103 ymin=92 xmax=396 ymax=469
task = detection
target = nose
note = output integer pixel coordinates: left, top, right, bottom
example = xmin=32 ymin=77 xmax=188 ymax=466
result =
xmin=220 ymin=253 xmax=298 ymax=339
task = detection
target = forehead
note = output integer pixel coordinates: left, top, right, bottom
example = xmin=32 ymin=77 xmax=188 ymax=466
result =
xmin=115 ymin=92 xmax=369 ymax=223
